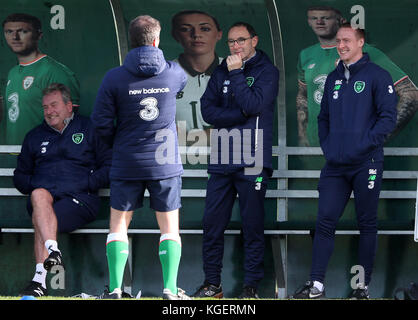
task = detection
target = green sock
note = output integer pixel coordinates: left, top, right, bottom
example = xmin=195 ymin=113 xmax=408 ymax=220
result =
xmin=159 ymin=235 xmax=182 ymax=294
xmin=106 ymin=233 xmax=129 ymax=292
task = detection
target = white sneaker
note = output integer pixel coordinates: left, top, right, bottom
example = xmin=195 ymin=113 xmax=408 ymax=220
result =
xmin=163 ymin=288 xmax=192 ymax=300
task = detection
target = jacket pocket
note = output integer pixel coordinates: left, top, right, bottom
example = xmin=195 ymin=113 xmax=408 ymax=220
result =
xmin=345 ymin=131 xmax=375 ymax=164
xmin=321 ymin=134 xmax=339 ymax=164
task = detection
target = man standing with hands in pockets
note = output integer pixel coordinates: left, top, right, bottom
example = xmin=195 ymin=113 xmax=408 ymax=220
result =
xmin=292 ymin=23 xmax=397 ymax=299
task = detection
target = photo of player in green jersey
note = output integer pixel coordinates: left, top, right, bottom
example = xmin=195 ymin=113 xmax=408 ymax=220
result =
xmin=2 ymin=13 xmax=80 ymax=145
xmin=296 ymin=6 xmax=417 ymax=147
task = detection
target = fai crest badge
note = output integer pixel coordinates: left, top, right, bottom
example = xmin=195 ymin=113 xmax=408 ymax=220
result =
xmin=23 ymin=76 xmax=34 ymax=90
xmin=354 ymin=81 xmax=365 ymax=93
xmin=246 ymin=77 xmax=255 ymax=87
xmin=72 ymin=133 xmax=84 ymax=144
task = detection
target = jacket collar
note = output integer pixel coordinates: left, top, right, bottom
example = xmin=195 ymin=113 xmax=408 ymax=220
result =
xmin=178 ymin=53 xmax=220 ymax=77
xmin=336 ymin=52 xmax=370 ymax=78
xmin=44 ymin=112 xmax=75 ymax=134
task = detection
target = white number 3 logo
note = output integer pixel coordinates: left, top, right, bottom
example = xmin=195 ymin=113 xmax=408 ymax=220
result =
xmin=388 ymin=85 xmax=394 ymax=94
xmin=139 ymin=97 xmax=159 ymax=121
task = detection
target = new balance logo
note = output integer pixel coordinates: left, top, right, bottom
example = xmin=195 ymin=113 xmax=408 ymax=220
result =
xmin=205 ymin=290 xmax=216 ymax=296
xmin=129 ymin=88 xmax=170 ymax=95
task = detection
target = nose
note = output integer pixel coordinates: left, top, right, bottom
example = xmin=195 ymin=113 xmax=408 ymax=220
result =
xmin=316 ymin=18 xmax=325 ymax=25
xmin=44 ymin=106 xmax=52 ymax=115
xmin=191 ymin=29 xmax=202 ymax=39
xmin=231 ymin=40 xmax=240 ymax=48
xmin=12 ymin=31 xmax=21 ymax=40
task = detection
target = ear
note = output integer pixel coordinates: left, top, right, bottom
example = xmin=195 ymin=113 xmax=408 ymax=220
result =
xmin=339 ymin=17 xmax=348 ymax=26
xmin=37 ymin=30 xmax=43 ymax=41
xmin=307 ymin=15 xmax=314 ymax=28
xmin=153 ymin=37 xmax=160 ymax=48
xmin=66 ymin=101 xmax=73 ymax=113
xmin=251 ymin=35 xmax=259 ymax=48
xmin=216 ymin=30 xmax=223 ymax=42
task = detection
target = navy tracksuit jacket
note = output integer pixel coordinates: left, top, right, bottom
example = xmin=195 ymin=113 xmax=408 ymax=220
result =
xmin=200 ymin=50 xmax=279 ymax=288
xmin=91 ymin=45 xmax=187 ymax=181
xmin=311 ymin=53 xmax=397 ymax=285
xmin=13 ymin=114 xmax=112 ymax=226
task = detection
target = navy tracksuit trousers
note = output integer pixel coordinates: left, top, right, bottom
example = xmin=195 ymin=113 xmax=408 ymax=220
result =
xmin=202 ymin=169 xmax=269 ymax=288
xmin=310 ymin=159 xmax=383 ymax=286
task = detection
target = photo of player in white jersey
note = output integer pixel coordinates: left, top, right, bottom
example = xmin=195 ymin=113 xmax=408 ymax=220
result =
xmin=171 ymin=10 xmax=223 ymax=139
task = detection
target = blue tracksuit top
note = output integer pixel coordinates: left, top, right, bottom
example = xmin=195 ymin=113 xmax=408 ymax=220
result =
xmin=13 ymin=113 xmax=112 ymax=197
xmin=201 ymin=50 xmax=279 ymax=175
xmin=91 ymin=46 xmax=187 ymax=180
xmin=318 ymin=53 xmax=397 ymax=166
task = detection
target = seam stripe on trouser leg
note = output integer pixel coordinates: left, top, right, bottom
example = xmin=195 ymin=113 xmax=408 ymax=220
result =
xmin=234 ymin=169 xmax=268 ymax=288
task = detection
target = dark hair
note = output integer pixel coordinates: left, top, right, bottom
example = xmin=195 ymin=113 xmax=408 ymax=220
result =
xmin=228 ymin=22 xmax=257 ymax=37
xmin=2 ymin=13 xmax=42 ymax=36
xmin=42 ymin=83 xmax=72 ymax=104
xmin=339 ymin=22 xmax=365 ymax=40
xmin=171 ymin=10 xmax=221 ymax=34
xmin=129 ymin=15 xmax=161 ymax=48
